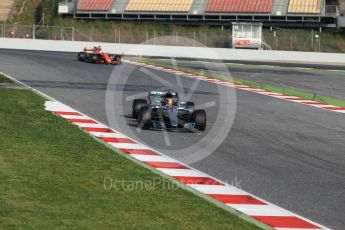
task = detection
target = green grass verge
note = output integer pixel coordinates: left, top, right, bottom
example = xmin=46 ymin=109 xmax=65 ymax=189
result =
xmin=0 ymin=74 xmax=14 ymax=83
xmin=229 ymin=79 xmax=345 ymax=108
xmin=178 ymin=60 xmax=345 ymax=74
xmin=133 ymin=58 xmax=345 ymax=108
xmin=0 ymin=88 xmax=262 ymax=229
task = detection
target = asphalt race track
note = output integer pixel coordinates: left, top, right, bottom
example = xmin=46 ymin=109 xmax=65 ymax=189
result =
xmin=1 ymin=49 xmax=345 ymax=229
xmin=156 ymin=59 xmax=345 ymax=101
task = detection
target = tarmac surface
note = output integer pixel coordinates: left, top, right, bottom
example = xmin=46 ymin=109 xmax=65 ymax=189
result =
xmin=155 ymin=58 xmax=345 ymax=101
xmin=1 ymin=49 xmax=345 ymax=229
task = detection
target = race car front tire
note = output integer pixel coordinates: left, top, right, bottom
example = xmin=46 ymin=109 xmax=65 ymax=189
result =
xmin=132 ymin=99 xmax=147 ymax=119
xmin=78 ymin=52 xmax=86 ymax=61
xmin=91 ymin=54 xmax=98 ymax=64
xmin=192 ymin=110 xmax=206 ymax=131
xmin=138 ymin=106 xmax=151 ymax=129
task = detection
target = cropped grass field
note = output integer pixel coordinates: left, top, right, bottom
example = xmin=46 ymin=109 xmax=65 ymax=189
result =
xmin=0 ymin=85 xmax=261 ymax=229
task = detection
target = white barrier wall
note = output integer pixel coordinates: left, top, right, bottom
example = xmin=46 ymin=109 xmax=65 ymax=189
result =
xmin=1 ymin=38 xmax=345 ymax=65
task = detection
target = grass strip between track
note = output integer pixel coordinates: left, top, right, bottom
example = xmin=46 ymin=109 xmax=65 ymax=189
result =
xmin=135 ymin=58 xmax=345 ymax=108
xmin=0 ymin=74 xmax=13 ymax=83
xmin=165 ymin=59 xmax=345 ymax=73
xmin=0 ymin=78 xmax=263 ymax=229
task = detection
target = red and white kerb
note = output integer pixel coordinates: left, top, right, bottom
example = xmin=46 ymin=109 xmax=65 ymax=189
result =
xmin=45 ymin=101 xmax=330 ymax=230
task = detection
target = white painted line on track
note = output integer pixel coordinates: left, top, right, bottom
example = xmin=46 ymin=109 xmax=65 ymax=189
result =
xmin=108 ymin=143 xmax=151 ymax=150
xmin=228 ymin=204 xmax=294 ymax=216
xmin=157 ymin=169 xmax=208 ymax=177
xmin=130 ymin=155 xmax=179 ymax=163
xmin=190 ymin=184 xmax=248 ymax=195
xmin=72 ymin=122 xmax=109 ymax=128
xmin=90 ymin=132 xmax=128 ymax=138
xmin=59 ymin=114 xmax=91 ymax=119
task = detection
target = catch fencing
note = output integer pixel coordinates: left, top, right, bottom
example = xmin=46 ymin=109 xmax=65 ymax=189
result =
xmin=0 ymin=22 xmax=343 ymax=53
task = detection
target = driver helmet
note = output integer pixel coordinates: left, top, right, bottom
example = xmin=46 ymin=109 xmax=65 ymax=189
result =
xmin=165 ymin=93 xmax=174 ymax=108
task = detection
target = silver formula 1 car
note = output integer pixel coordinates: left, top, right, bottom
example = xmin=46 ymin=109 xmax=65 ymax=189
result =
xmin=132 ymin=90 xmax=206 ymax=131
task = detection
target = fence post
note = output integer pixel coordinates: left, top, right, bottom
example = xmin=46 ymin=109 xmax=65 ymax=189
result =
xmin=32 ymin=25 xmax=36 ymax=39
xmin=204 ymin=32 xmax=207 ymax=47
xmin=153 ymin=30 xmax=156 ymax=46
xmin=193 ymin=31 xmax=196 ymax=47
xmin=119 ymin=28 xmax=121 ymax=43
xmin=72 ymin=27 xmax=75 ymax=41
xmin=311 ymin=29 xmax=314 ymax=47
xmin=61 ymin=26 xmax=64 ymax=41
xmin=146 ymin=29 xmax=149 ymax=44
xmin=3 ymin=21 xmax=5 ymax=37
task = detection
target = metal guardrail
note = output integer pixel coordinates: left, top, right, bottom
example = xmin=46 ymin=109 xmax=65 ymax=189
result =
xmin=1 ymin=36 xmax=345 ymax=64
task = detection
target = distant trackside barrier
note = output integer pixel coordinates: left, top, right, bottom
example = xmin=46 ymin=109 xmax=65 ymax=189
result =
xmin=1 ymin=38 xmax=345 ymax=65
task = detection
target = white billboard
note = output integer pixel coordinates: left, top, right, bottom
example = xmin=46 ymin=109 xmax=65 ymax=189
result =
xmin=232 ymin=22 xmax=263 ymax=49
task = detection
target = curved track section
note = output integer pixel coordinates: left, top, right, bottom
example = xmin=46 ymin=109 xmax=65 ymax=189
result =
xmin=1 ymin=49 xmax=345 ymax=229
xmin=155 ymin=59 xmax=345 ymax=101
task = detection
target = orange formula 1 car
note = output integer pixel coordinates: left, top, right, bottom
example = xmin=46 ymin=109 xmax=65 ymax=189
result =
xmin=77 ymin=46 xmax=122 ymax=65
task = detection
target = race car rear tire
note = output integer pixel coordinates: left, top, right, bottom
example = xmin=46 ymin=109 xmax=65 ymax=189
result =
xmin=132 ymin=99 xmax=147 ymax=119
xmin=192 ymin=110 xmax=206 ymax=131
xmin=115 ymin=55 xmax=122 ymax=64
xmin=138 ymin=106 xmax=151 ymax=129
